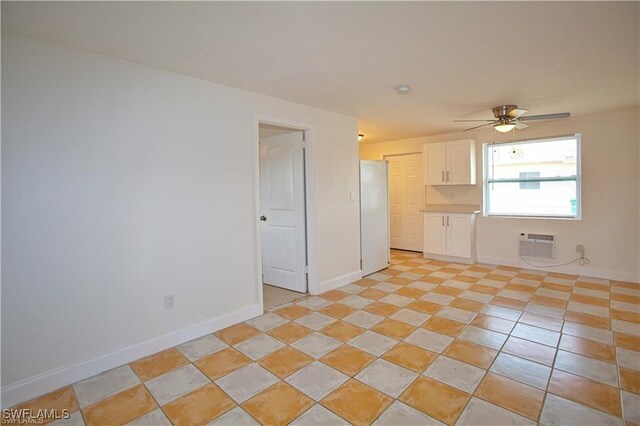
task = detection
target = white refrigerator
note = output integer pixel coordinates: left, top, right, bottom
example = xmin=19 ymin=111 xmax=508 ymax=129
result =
xmin=360 ymin=160 xmax=390 ymax=276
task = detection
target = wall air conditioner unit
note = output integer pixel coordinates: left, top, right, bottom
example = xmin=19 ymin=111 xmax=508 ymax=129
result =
xmin=519 ymin=233 xmax=555 ymax=259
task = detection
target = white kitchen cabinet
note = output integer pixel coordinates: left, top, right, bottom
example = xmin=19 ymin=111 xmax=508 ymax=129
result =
xmin=423 ymin=140 xmax=476 ymax=185
xmin=423 ymin=211 xmax=477 ymax=264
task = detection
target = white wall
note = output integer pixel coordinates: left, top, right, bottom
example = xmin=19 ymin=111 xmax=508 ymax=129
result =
xmin=361 ymin=108 xmax=640 ymax=282
xmin=1 ymin=32 xmax=361 ymax=404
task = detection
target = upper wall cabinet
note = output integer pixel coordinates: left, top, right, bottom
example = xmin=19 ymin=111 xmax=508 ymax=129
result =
xmin=423 ymin=140 xmax=476 ymax=185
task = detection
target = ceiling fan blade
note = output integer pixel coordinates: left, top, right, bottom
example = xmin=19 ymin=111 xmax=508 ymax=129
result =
xmin=515 ymin=121 xmax=529 ymax=130
xmin=463 ymin=122 xmax=495 ymax=132
xmin=519 ymin=112 xmax=570 ymax=122
xmin=453 ymin=119 xmax=495 ymax=122
xmin=507 ymin=108 xmax=528 ymax=118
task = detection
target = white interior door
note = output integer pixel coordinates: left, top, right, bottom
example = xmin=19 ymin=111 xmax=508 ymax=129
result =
xmin=388 ymin=153 xmax=424 ymax=251
xmin=259 ymin=132 xmax=307 ymax=292
xmin=360 ymin=161 xmax=390 ymax=276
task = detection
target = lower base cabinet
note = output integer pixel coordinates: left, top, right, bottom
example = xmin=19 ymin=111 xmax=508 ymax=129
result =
xmin=423 ymin=212 xmax=477 ymax=264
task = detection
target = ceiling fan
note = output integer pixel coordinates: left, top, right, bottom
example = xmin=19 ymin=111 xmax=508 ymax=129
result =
xmin=454 ymin=105 xmax=570 ymax=133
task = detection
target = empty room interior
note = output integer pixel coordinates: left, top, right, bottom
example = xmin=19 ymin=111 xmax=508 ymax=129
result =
xmin=2 ymin=2 xmax=640 ymax=425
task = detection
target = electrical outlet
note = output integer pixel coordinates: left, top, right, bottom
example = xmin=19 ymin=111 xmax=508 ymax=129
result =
xmin=576 ymin=244 xmax=585 ymax=254
xmin=164 ymin=294 xmax=175 ymax=309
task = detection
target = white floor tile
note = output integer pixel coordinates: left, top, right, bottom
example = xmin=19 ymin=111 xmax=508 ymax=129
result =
xmin=554 ymin=350 xmax=618 ymax=386
xmin=348 ymin=331 xmax=398 ymax=356
xmin=490 ymin=353 xmax=551 ymax=390
xmin=73 ymin=365 xmax=140 ymax=408
xmin=424 ymin=356 xmax=485 ymax=393
xmin=456 ymin=397 xmax=535 ymax=426
xmin=145 ymin=364 xmax=210 ymax=405
xmin=540 ymin=394 xmax=621 ymax=426
xmin=286 ymin=361 xmax=348 ymax=401
xmin=234 ymin=333 xmax=285 ymax=360
xmin=291 ymin=332 xmax=341 ymax=358
xmin=177 ymin=334 xmax=228 ymax=361
xmin=374 ymin=400 xmax=444 ymax=426
xmin=355 ymin=359 xmax=418 ymax=398
xmin=404 ymin=328 xmax=453 ymax=353
xmin=214 ymin=363 xmax=279 ymax=403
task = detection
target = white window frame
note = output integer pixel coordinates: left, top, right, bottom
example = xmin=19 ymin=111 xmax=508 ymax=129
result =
xmin=483 ymin=134 xmax=582 ymax=220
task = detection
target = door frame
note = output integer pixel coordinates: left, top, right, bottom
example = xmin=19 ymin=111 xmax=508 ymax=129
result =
xmin=252 ymin=114 xmax=317 ymax=312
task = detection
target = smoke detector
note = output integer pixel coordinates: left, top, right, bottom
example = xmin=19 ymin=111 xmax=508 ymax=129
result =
xmin=395 ymin=85 xmax=412 ymax=95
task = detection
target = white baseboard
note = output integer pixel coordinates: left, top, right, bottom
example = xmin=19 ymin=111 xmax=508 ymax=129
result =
xmin=477 ymin=256 xmax=639 ymax=283
xmin=1 ymin=304 xmax=262 ymax=409
xmin=314 ymin=269 xmax=362 ymax=295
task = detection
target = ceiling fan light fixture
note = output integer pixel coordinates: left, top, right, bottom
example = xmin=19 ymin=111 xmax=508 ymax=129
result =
xmin=358 ymin=134 xmax=364 ymax=141
xmin=493 ymin=122 xmax=516 ymax=133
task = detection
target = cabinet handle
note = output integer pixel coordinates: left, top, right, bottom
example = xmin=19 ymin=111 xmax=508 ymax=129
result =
xmin=447 ymin=216 xmax=450 ymax=226
xmin=446 ymin=171 xmax=450 ymax=182
xmin=442 ymin=216 xmax=444 ymax=226
xmin=441 ymin=171 xmax=445 ymax=182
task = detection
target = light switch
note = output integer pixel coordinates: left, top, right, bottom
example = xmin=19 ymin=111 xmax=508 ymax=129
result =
xmin=349 ymin=191 xmax=356 ymax=201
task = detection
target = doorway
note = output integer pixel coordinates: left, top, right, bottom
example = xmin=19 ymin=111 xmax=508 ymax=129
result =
xmin=257 ymin=121 xmax=311 ymax=309
xmin=385 ymin=153 xmax=424 ymax=252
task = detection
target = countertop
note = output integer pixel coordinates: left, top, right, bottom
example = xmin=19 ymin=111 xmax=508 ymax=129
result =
xmin=420 ymin=204 xmax=481 ymax=214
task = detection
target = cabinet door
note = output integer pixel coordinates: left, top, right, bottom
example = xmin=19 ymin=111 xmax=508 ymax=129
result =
xmin=423 ymin=213 xmax=447 ymax=255
xmin=424 ymin=143 xmax=447 ymax=185
xmin=446 ymin=213 xmax=472 ymax=258
xmin=446 ymin=140 xmax=476 ymax=185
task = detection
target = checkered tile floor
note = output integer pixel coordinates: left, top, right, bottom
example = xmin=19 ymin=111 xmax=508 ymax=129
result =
xmin=11 ymin=250 xmax=640 ymax=425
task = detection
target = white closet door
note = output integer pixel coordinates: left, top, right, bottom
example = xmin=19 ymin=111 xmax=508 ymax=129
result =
xmin=388 ymin=153 xmax=424 ymax=251
xmin=446 ymin=213 xmax=472 ymax=258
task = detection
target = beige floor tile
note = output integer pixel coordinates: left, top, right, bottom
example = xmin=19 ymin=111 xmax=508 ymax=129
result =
xmin=194 ymin=347 xmax=252 ymax=381
xmin=622 ymin=390 xmax=640 ymax=424
xmin=518 ymin=312 xmax=564 ymax=332
xmin=490 ymin=353 xmax=551 ymax=390
xmin=399 ymin=376 xmax=470 ymax=425
xmin=266 ymin=322 xmax=313 ymax=344
xmin=242 ymin=382 xmax=314 ymax=425
xmin=320 ymin=345 xmax=376 ymax=376
xmin=458 ymin=326 xmax=507 ymax=350
xmin=474 ymin=372 xmax=544 ymax=421
xmin=547 ymin=369 xmax=621 ymax=417
xmin=470 ymin=314 xmax=515 ymax=334
xmin=286 ymin=361 xmax=349 ymax=401
xmin=296 ymin=312 xmax=338 ymax=331
xmin=258 ymin=346 xmax=313 ymax=379
xmin=128 ymin=408 xmax=172 ymax=425
xmin=162 ymin=383 xmax=235 ymax=426
xmin=382 ymin=342 xmax=438 ymax=373
xmin=355 ymin=359 xmax=418 ymax=398
xmin=562 ymin=321 xmax=614 ymax=345
xmin=370 ymin=318 xmax=415 ymax=339
xmin=344 ymin=310 xmax=385 ymax=329
xmin=502 ymin=336 xmax=557 ymax=366
xmin=321 ymin=320 xmax=365 ymax=342
xmin=443 ymin=340 xmax=497 ymax=369
xmin=555 ymin=350 xmax=619 ymax=386
xmin=389 ymin=308 xmax=430 ymax=326
xmin=424 ymin=356 xmax=485 ymax=393
xmin=291 ymin=332 xmax=342 ymax=359
xmin=374 ymin=400 xmax=445 ymax=426
xmin=215 ymin=323 xmax=261 ymax=346
xmin=290 ymin=404 xmax=349 ymax=425
xmin=456 ymin=397 xmax=535 ymax=426
xmin=74 ymin=365 xmax=140 ymax=408
xmin=321 ymin=379 xmax=393 ymax=426
xmin=234 ymin=333 xmax=285 ymax=361
xmin=404 ymin=328 xmax=453 ymax=353
xmin=214 ymin=364 xmax=279 ymax=404
xmin=82 ymin=385 xmax=156 ymax=426
xmin=246 ymin=312 xmax=287 ymax=332
xmin=145 ymin=364 xmax=210 ymax=405
xmin=511 ymin=323 xmax=560 ymax=347
xmin=209 ymin=406 xmax=258 ymax=425
xmin=540 ymin=394 xmax=621 ymax=426
xmin=131 ymin=348 xmax=189 ymax=381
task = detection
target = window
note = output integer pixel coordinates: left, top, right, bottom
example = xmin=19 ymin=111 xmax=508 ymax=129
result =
xmin=483 ymin=134 xmax=581 ymax=218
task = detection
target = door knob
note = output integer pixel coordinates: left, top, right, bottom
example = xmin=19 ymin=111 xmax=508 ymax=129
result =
xmin=260 ymin=215 xmax=267 ymax=221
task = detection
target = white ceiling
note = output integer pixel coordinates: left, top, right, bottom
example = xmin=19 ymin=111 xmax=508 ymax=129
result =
xmin=3 ymin=2 xmax=639 ymax=143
